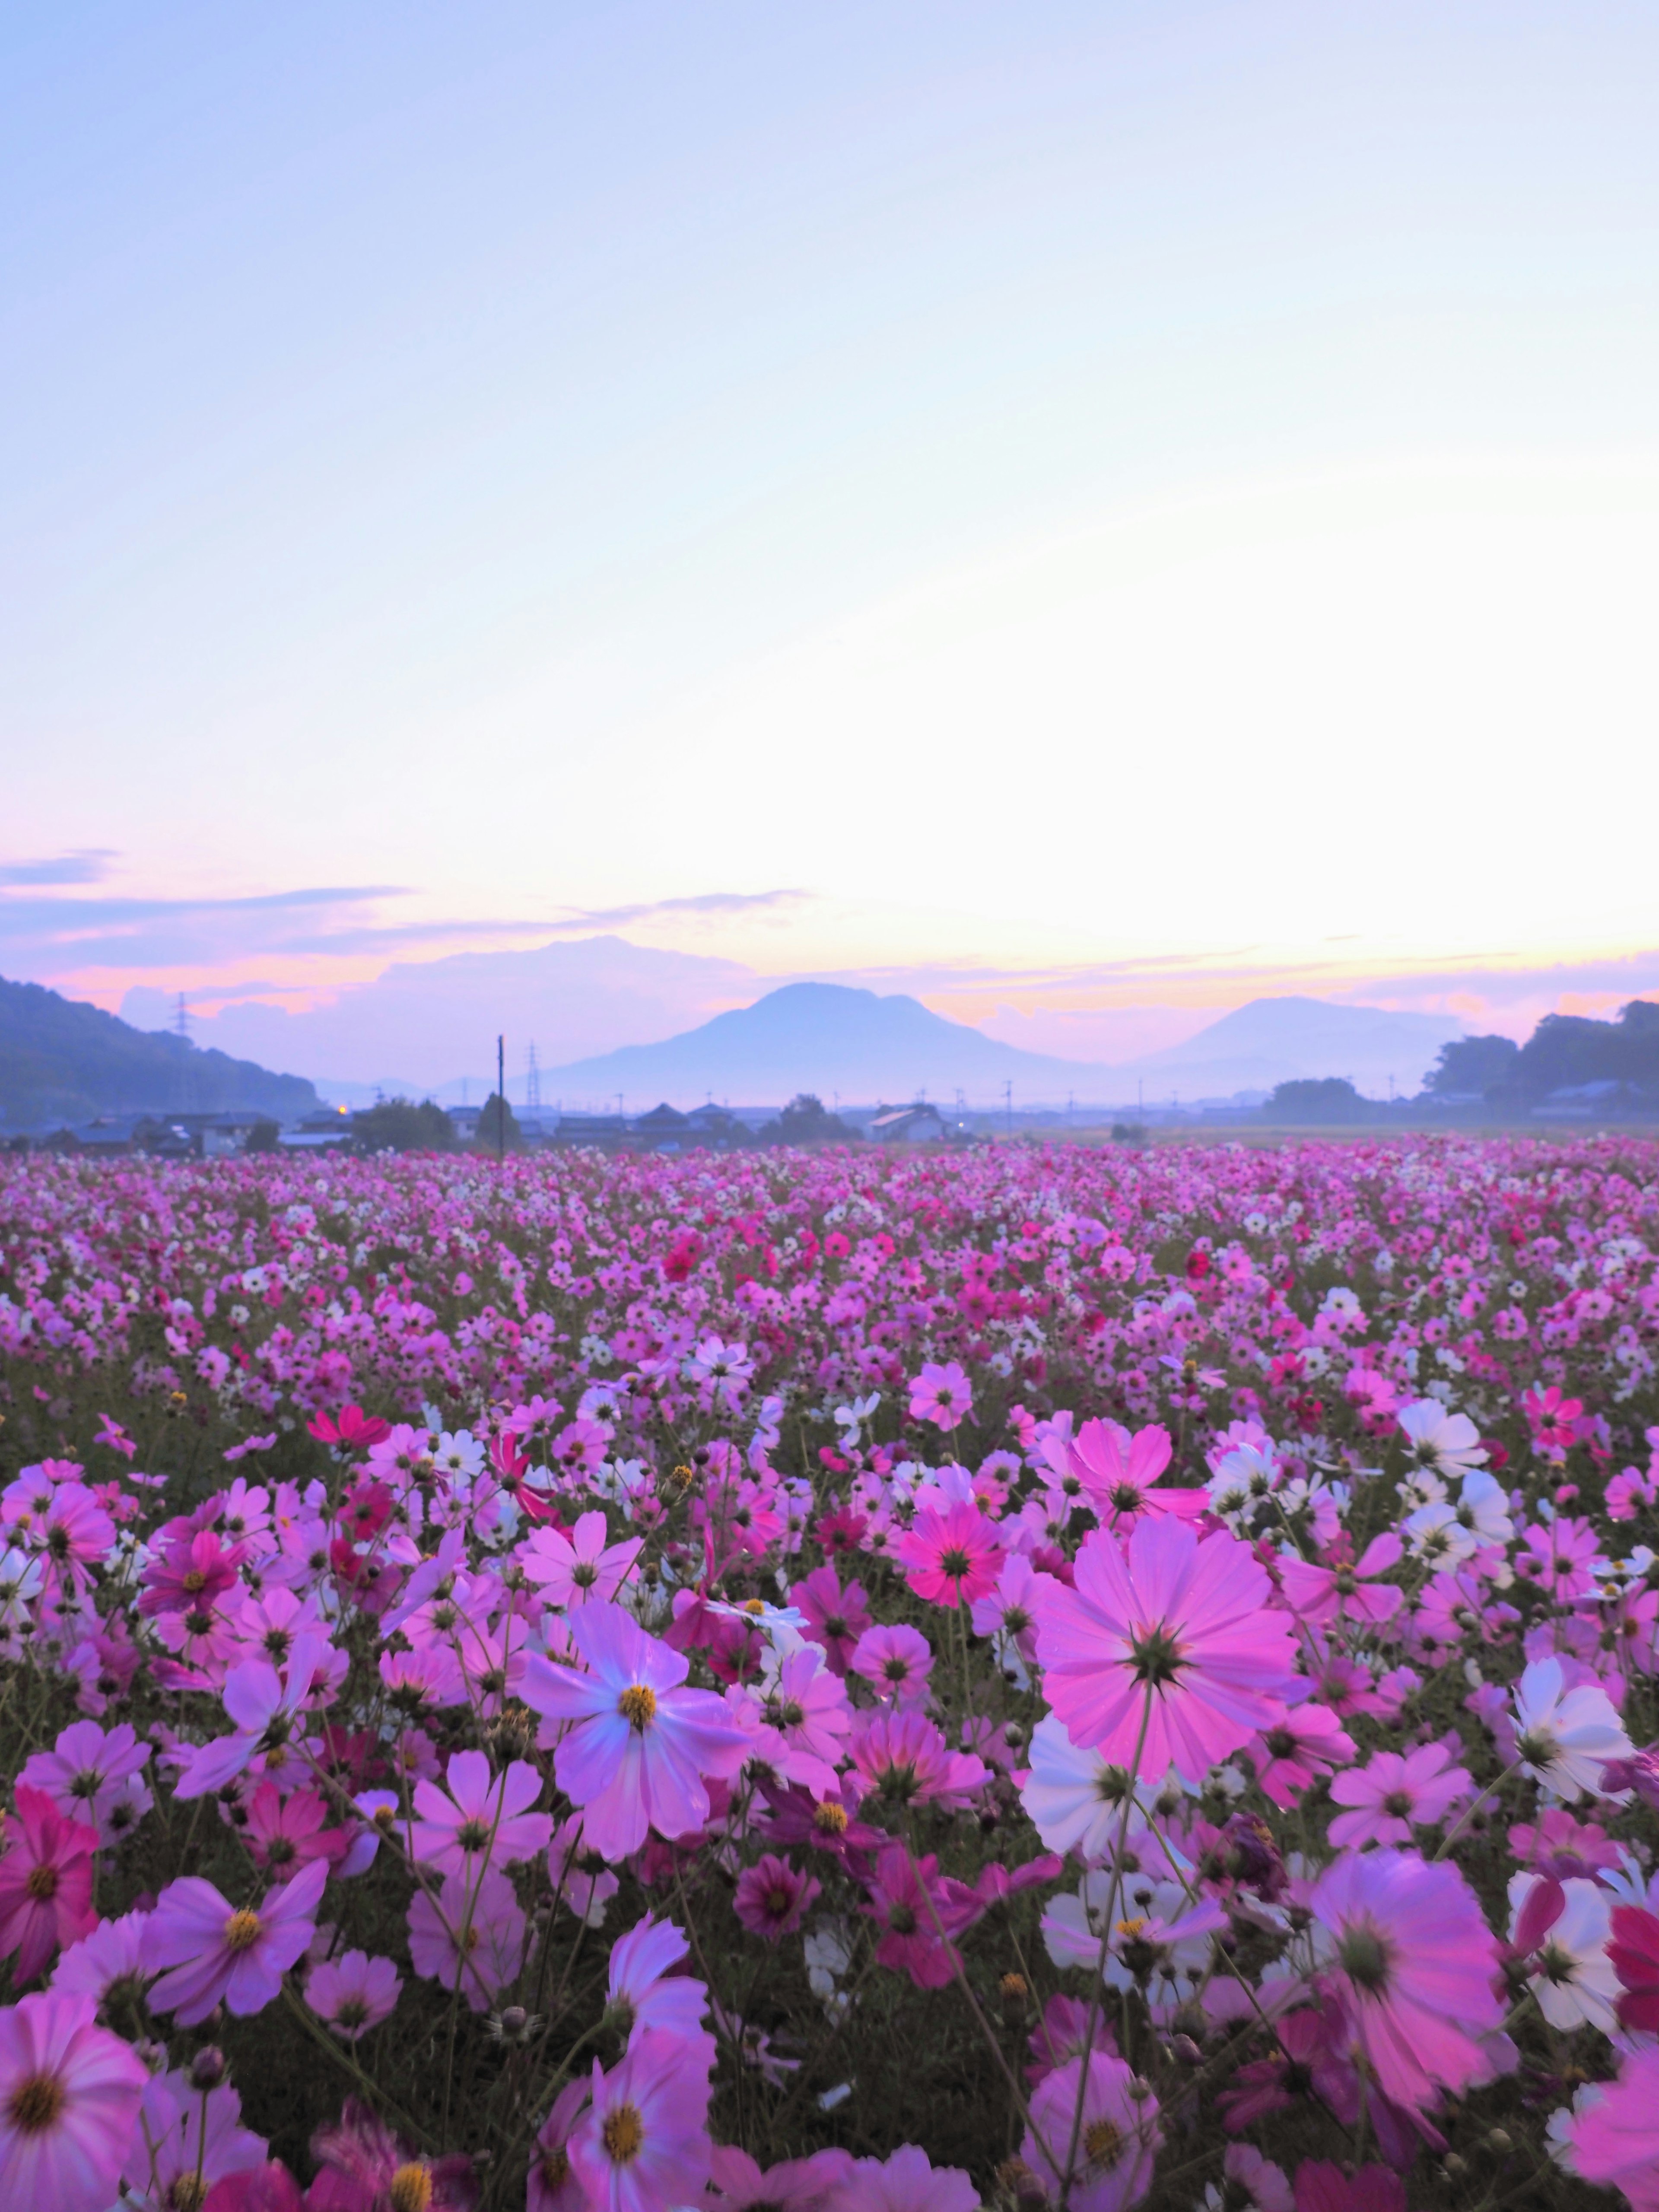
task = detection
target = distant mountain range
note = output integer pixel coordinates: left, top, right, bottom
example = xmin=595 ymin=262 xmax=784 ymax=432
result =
xmin=539 ymin=984 xmax=1463 ymax=1110
xmin=0 ymin=975 xmax=321 ymax=1128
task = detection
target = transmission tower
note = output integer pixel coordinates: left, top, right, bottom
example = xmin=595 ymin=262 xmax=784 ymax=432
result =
xmin=174 ymin=992 xmax=191 ymax=1038
xmin=526 ymin=1041 xmax=542 ymax=1111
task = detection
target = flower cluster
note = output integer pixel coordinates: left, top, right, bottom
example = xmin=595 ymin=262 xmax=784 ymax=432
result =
xmin=0 ymin=1133 xmax=1654 ymax=2210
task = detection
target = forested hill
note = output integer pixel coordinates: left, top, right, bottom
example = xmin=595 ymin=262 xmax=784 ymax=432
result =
xmin=0 ymin=975 xmax=320 ymax=1128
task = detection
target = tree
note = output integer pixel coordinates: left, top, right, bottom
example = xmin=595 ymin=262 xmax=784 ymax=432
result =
xmin=1262 ymin=1077 xmax=1366 ymax=1125
xmin=757 ymin=1093 xmax=854 ymax=1145
xmin=244 ymin=1119 xmax=282 ymax=1154
xmin=353 ymin=1098 xmax=456 ymax=1154
xmin=475 ymin=1092 xmax=520 ymax=1153
xmin=1424 ymin=1035 xmax=1520 ymax=1098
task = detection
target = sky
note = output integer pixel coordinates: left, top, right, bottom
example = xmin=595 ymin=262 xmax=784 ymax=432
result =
xmin=3 ymin=0 xmax=1658 ymax=1067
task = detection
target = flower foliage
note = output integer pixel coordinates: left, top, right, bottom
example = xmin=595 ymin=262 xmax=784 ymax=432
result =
xmin=0 ymin=1133 xmax=1654 ymax=2210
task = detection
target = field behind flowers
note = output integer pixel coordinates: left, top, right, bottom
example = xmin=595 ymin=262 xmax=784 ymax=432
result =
xmin=0 ymin=1135 xmax=1656 ymax=2212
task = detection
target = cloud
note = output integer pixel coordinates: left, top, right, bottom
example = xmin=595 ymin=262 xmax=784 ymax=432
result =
xmin=541 ymin=890 xmax=810 ymax=933
xmin=0 ymin=849 xmax=120 ymax=886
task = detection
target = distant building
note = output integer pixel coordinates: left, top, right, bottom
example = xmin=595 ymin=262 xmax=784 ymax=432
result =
xmin=870 ymin=1103 xmax=947 ymax=1143
xmin=553 ymin=1113 xmax=630 ymax=1147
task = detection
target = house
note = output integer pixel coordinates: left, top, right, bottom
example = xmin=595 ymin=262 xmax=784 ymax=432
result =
xmin=553 ymin=1113 xmax=630 ymax=1147
xmin=869 ymin=1103 xmax=947 ymax=1143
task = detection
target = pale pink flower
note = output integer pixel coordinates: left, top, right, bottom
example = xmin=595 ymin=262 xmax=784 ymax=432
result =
xmin=409 ymin=1750 xmax=551 ymax=1878
xmin=1017 ymin=2050 xmax=1160 ymax=2211
xmin=406 ymin=1867 xmax=525 ymax=2012
xmin=1327 ymin=1743 xmax=1472 ymax=1849
xmin=850 ymin=1622 xmax=934 ymax=1707
xmin=305 ymin=1948 xmax=402 ymax=2039
xmin=520 ymin=1603 xmax=751 ymax=1862
xmin=568 ymin=2027 xmax=712 ymax=2212
xmin=1035 ymin=1516 xmax=1298 ymax=1782
xmin=606 ymin=1915 xmax=710 ymax=2049
xmin=907 ymin=1362 xmax=972 ymax=1432
xmin=519 ymin=1510 xmax=642 ymax=1609
xmin=18 ymin=1721 xmax=151 ymax=1847
xmin=0 ymin=1990 xmax=148 ymax=2212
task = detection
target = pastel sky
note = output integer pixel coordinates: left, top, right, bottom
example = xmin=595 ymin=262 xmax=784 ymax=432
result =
xmin=4 ymin=1 xmax=1657 ymax=1057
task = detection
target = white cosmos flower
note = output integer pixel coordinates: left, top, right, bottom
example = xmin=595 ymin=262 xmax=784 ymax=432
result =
xmin=1398 ymin=1399 xmax=1487 ymax=1479
xmin=1404 ymin=1500 xmax=1479 ymax=1567
xmin=1455 ymin=1468 xmax=1514 ymax=1546
xmin=1511 ymin=1657 xmax=1631 ymax=1799
xmin=1509 ymin=1872 xmax=1620 ymax=2032
xmin=1020 ymin=1714 xmax=1150 ymax=1862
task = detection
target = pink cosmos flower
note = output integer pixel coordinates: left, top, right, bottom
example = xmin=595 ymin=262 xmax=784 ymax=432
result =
xmin=1062 ymin=1419 xmax=1206 ymax=1530
xmin=169 ymin=1633 xmax=331 ymax=1800
xmin=789 ymin=1565 xmax=871 ymax=1675
xmin=308 ymin=2096 xmax=476 ymax=2212
xmin=1306 ymin=1848 xmax=1503 ymax=2109
xmin=305 ymin=1949 xmax=402 ymax=2039
xmin=605 ymin=1915 xmax=710 ymax=2049
xmin=848 ymin=1709 xmax=988 ymax=1809
xmin=520 ymin=1604 xmax=751 ymax=1863
xmin=243 ymin=1782 xmax=348 ymax=1881
xmin=1327 ymin=1743 xmax=1473 ymax=1849
xmin=1292 ymin=2162 xmax=1406 ymax=2212
xmin=144 ymin=1857 xmax=327 ymax=2024
xmin=1017 ymin=2052 xmax=1160 ymax=2212
xmin=860 ymin=1844 xmax=979 ymax=1989
xmin=895 ymin=1495 xmax=1002 ymax=1608
xmin=1035 ymin=1515 xmax=1299 ymax=1783
xmin=1246 ymin=1701 xmax=1356 ymax=1808
xmin=1278 ymin=1535 xmax=1404 ymax=1627
xmin=825 ymin=2145 xmax=979 ymax=2212
xmin=548 ymin=1815 xmax=620 ymax=1927
xmin=568 ymin=2027 xmax=712 ymax=2212
xmin=969 ymin=1550 xmax=1056 ymax=1662
xmin=907 ymin=1362 xmax=972 ymax=1432
xmin=0 ymin=1989 xmax=147 ymax=2212
xmin=51 ymin=1909 xmax=151 ymax=2008
xmin=528 ymin=2078 xmax=590 ymax=2212
xmin=127 ymin=2067 xmax=267 ymax=2212
xmin=850 ymin=1623 xmax=934 ymax=1706
xmin=409 ymin=1751 xmax=551 ymax=1878
xmin=519 ymin=1510 xmax=642 ymax=1609
xmin=706 ymin=2142 xmax=854 ymax=2209
xmin=19 ymin=1721 xmax=152 ymax=1847
xmin=1570 ymin=2046 xmax=1659 ymax=2212
xmin=734 ymin=1854 xmax=822 ymax=1941
xmin=0 ymin=1785 xmax=98 ymax=1983
xmin=406 ymin=1868 xmax=526 ymax=2012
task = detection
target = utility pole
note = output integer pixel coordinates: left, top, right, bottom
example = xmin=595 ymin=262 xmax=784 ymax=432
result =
xmin=496 ymin=1035 xmax=505 ymax=1162
xmin=1004 ymin=1079 xmax=1012 ymax=1135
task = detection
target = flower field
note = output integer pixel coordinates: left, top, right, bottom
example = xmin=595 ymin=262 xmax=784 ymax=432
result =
xmin=0 ymin=1133 xmax=1657 ymax=2212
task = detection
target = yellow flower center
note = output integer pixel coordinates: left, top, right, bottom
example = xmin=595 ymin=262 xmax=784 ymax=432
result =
xmin=389 ymin=2165 xmax=434 ymax=2212
xmin=223 ymin=1909 xmax=263 ymax=1953
xmin=6 ymin=2071 xmax=65 ymax=2134
xmin=169 ymin=2177 xmax=210 ymax=2212
xmin=1084 ymin=2119 xmax=1123 ymax=2167
xmin=602 ymin=2101 xmax=645 ymax=2164
xmin=25 ymin=1863 xmax=60 ymax=1902
xmin=617 ymin=1684 xmax=657 ymax=1729
xmin=814 ymin=1800 xmax=849 ymax=1835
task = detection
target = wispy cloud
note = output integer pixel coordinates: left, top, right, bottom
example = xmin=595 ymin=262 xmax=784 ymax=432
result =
xmin=543 ymin=890 xmax=810 ymax=932
xmin=0 ymin=849 xmax=120 ymax=887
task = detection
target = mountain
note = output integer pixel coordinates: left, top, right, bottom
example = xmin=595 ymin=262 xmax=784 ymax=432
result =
xmin=1111 ymin=996 xmax=1463 ymax=1101
xmin=0 ymin=975 xmax=321 ymax=1128
xmin=542 ymin=982 xmax=1106 ymax=1108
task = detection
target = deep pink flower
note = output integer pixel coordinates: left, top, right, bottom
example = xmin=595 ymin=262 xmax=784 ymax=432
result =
xmin=848 ymin=1709 xmax=987 ymax=1809
xmin=0 ymin=1785 xmax=98 ymax=1983
xmin=306 ymin=1949 xmax=402 ymax=2039
xmin=1571 ymin=2046 xmax=1659 ymax=2210
xmin=308 ymin=2095 xmax=477 ymax=2211
xmin=520 ymin=1604 xmax=751 ymax=1862
xmin=895 ymin=1495 xmax=1003 ymax=1608
xmin=734 ymin=1854 xmax=821 ymax=1941
xmin=1327 ymin=1744 xmax=1472 ymax=1849
xmin=1035 ymin=1515 xmax=1298 ymax=1782
xmin=1246 ymin=1701 xmax=1356 ymax=1808
xmin=243 ymin=1782 xmax=348 ymax=1881
xmin=1292 ymin=2161 xmax=1406 ymax=2212
xmin=567 ymin=2028 xmax=712 ymax=2212
xmin=409 ymin=1751 xmax=551 ymax=1878
xmin=1062 ymin=1419 xmax=1207 ymax=1530
xmin=789 ymin=1565 xmax=871 ymax=1675
xmin=860 ymin=1844 xmax=979 ymax=1989
xmin=144 ymin=1858 xmax=327 ymax=2024
xmin=1279 ymin=1534 xmax=1404 ymax=1627
xmin=0 ymin=1989 xmax=148 ymax=2212
xmin=1307 ymin=1848 xmax=1503 ymax=2110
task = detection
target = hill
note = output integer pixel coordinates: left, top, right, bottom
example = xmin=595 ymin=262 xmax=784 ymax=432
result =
xmin=0 ymin=974 xmax=321 ymax=1128
xmin=1114 ymin=996 xmax=1462 ymax=1101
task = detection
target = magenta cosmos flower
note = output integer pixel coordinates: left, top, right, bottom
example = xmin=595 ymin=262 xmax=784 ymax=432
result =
xmin=1035 ymin=1516 xmax=1298 ymax=1782
xmin=1308 ymin=1848 xmax=1503 ymax=2110
xmin=907 ymin=1362 xmax=972 ymax=1431
xmin=0 ymin=1785 xmax=98 ymax=1984
xmin=1326 ymin=1743 xmax=1472 ymax=1850
xmin=0 ymin=1989 xmax=149 ymax=2212
xmin=895 ymin=1495 xmax=1003 ymax=1608
xmin=1570 ymin=2046 xmax=1659 ymax=2211
xmin=734 ymin=1854 xmax=821 ymax=1941
xmin=567 ymin=2026 xmax=712 ymax=2212
xmin=520 ymin=1604 xmax=751 ymax=1862
xmin=144 ymin=1857 xmax=327 ymax=2024
xmin=308 ymin=2095 xmax=476 ymax=2212
xmin=305 ymin=1948 xmax=402 ymax=2040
